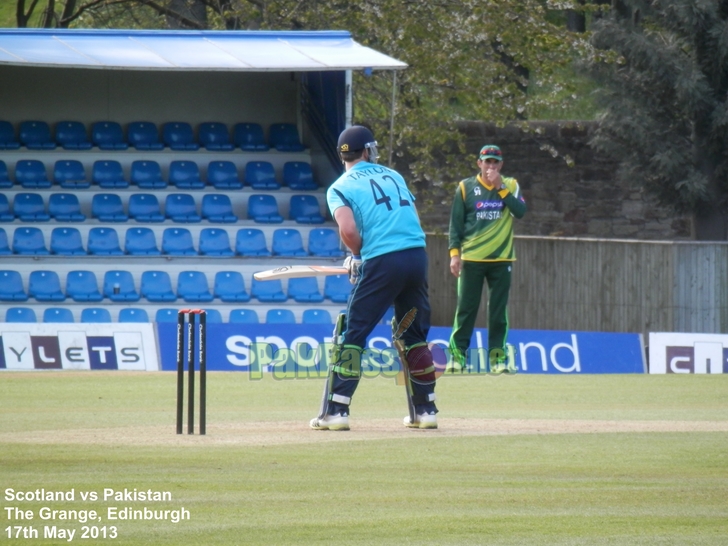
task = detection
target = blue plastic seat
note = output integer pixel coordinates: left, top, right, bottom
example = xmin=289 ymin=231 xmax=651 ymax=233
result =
xmin=165 ymin=194 xmax=201 ymax=223
xmin=272 ymin=228 xmax=308 ymax=257
xmin=15 ymin=160 xmax=51 ymax=188
xmin=229 ymin=308 xmax=259 ymax=323
xmin=302 ymin=309 xmax=333 ymax=324
xmin=28 ymin=270 xmax=65 ymax=302
xmin=0 ymin=121 xmax=20 ymax=150
xmin=162 ymin=228 xmax=197 ymax=255
xmin=54 ymin=160 xmax=90 ymax=189
xmin=92 ymin=193 xmax=128 ymax=222
xmin=199 ymin=228 xmax=234 ymax=256
xmin=324 ymin=275 xmax=353 ymax=303
xmin=20 ymin=121 xmax=55 ymax=150
xmin=13 ymin=193 xmax=50 ymax=222
xmin=50 ymin=227 xmax=86 ymax=255
xmin=131 ymin=160 xmax=166 ymax=189
xmin=13 ymin=227 xmax=49 ymax=255
xmin=169 ymin=160 xmax=205 ymax=190
xmin=247 ymin=194 xmax=283 ymax=223
xmin=308 ymin=228 xmax=344 ymax=257
xmin=55 ymin=121 xmax=91 ymax=150
xmin=245 ymin=161 xmax=280 ymax=190
xmin=269 ymin=123 xmax=305 ymax=151
xmin=177 ymin=271 xmax=213 ymax=302
xmin=43 ymin=307 xmax=75 ymax=323
xmin=0 ymin=270 xmax=28 ymax=301
xmin=128 ymin=122 xmax=163 ymax=150
xmin=92 ymin=121 xmax=128 ymax=150
xmin=6 ymin=307 xmax=37 ymax=322
xmin=48 ymin=193 xmax=86 ymax=222
xmin=163 ymin=122 xmax=199 ymax=151
xmin=92 ymin=160 xmax=128 ymax=188
xmin=0 ymin=160 xmax=11 ymax=188
xmin=266 ymin=308 xmax=296 ymax=324
xmin=140 ymin=270 xmax=176 ymax=302
xmin=118 ymin=308 xmax=149 ymax=323
xmin=125 ymin=227 xmax=161 ymax=256
xmin=128 ymin=194 xmax=164 ymax=222
xmin=235 ymin=228 xmax=271 ymax=256
xmin=0 ymin=228 xmax=9 ymax=254
xmin=207 ymin=161 xmax=242 ymax=190
xmin=234 ymin=122 xmax=269 ymax=151
xmin=87 ymin=227 xmax=123 ymax=256
xmin=203 ymin=308 xmax=223 ymax=323
xmin=81 ymin=307 xmax=112 ymax=323
xmin=289 ymin=195 xmax=325 ymax=223
xmin=288 ymin=277 xmax=324 ymax=303
xmin=0 ymin=196 xmax=12 ymax=221
xmin=199 ymin=122 xmax=234 ymax=151
xmin=155 ymin=309 xmax=180 ymax=323
xmin=103 ymin=270 xmax=140 ymax=302
xmin=283 ymin=162 xmax=318 ymax=190
xmin=201 ymin=194 xmax=237 ymax=223
xmin=66 ymin=270 xmax=103 ymax=302
xmin=250 ymin=277 xmax=287 ymax=302
xmin=213 ymin=271 xmax=250 ymax=302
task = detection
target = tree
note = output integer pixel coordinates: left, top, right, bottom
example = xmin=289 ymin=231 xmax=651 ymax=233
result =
xmin=587 ymin=0 xmax=728 ymax=240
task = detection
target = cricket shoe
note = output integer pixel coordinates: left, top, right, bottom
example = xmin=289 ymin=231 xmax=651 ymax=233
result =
xmin=403 ymin=412 xmax=438 ymax=430
xmin=309 ymin=413 xmax=350 ymax=431
xmin=444 ymin=358 xmax=467 ymax=374
xmin=505 ymin=360 xmax=518 ymax=374
xmin=489 ymin=359 xmax=507 ymax=375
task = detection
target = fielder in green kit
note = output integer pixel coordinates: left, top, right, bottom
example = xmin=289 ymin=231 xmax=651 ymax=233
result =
xmin=448 ymin=145 xmax=527 ymax=373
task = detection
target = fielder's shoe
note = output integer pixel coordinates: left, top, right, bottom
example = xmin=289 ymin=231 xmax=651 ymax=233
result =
xmin=403 ymin=412 xmax=438 ymax=429
xmin=489 ymin=358 xmax=507 ymax=375
xmin=309 ymin=413 xmax=350 ymax=431
xmin=504 ymin=360 xmax=518 ymax=374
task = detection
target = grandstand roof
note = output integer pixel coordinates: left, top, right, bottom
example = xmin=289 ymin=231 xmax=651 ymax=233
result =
xmin=0 ymin=29 xmax=407 ymax=72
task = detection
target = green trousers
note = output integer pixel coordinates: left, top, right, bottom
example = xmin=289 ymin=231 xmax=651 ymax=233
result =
xmin=449 ymin=260 xmax=512 ymax=366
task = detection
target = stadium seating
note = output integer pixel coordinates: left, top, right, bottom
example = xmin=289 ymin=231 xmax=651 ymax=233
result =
xmin=92 ymin=193 xmax=128 ymax=222
xmin=203 ymin=308 xmax=223 ymax=323
xmin=0 ymin=270 xmax=28 ymax=301
xmin=20 ymin=121 xmax=55 ymax=150
xmin=15 ymin=160 xmax=51 ymax=189
xmin=247 ymin=194 xmax=283 ymax=223
xmin=65 ymin=270 xmax=103 ymax=302
xmin=125 ymin=227 xmax=161 ymax=256
xmin=81 ymin=307 xmax=112 ymax=323
xmin=207 ymin=161 xmax=242 ymax=190
xmin=55 ymin=121 xmax=92 ymax=150
xmin=250 ymin=277 xmax=287 ymax=302
xmin=165 ymin=194 xmax=201 ymax=223
xmin=283 ymin=162 xmax=317 ymax=190
xmin=155 ymin=309 xmax=178 ymax=323
xmin=0 ymin=121 xmax=20 ymax=149
xmin=324 ymin=275 xmax=353 ymax=303
xmin=199 ymin=122 xmax=234 ymax=151
xmin=128 ymin=122 xmax=163 ymax=150
xmin=43 ymin=307 xmax=75 ymax=323
xmin=128 ymin=194 xmax=164 ymax=223
xmin=245 ymin=161 xmax=280 ymax=190
xmin=213 ymin=271 xmax=250 ymax=302
xmin=308 ymin=228 xmax=344 ymax=257
xmin=0 ymin=196 xmax=13 ymax=221
xmin=162 ymin=228 xmax=197 ymax=255
xmin=131 ymin=160 xmax=166 ymax=189
xmin=289 ymin=195 xmax=325 ymax=223
xmin=235 ymin=228 xmax=271 ymax=256
xmin=177 ymin=271 xmax=213 ymax=302
xmin=234 ymin=122 xmax=269 ymax=151
xmin=0 ymin=160 xmax=11 ymax=188
xmin=201 ymin=194 xmax=237 ymax=223
xmin=93 ymin=160 xmax=128 ymax=189
xmin=13 ymin=193 xmax=50 ymax=222
xmin=48 ymin=193 xmax=86 ymax=222
xmin=272 ymin=228 xmax=308 ymax=257
xmin=140 ymin=270 xmax=176 ymax=302
xmin=50 ymin=227 xmax=86 ymax=255
xmin=269 ymin=123 xmax=305 ymax=151
xmin=229 ymin=308 xmax=259 ymax=323
xmin=118 ymin=308 xmax=150 ymax=323
xmin=266 ymin=308 xmax=297 ymax=323
xmin=87 ymin=227 xmax=123 ymax=256
xmin=28 ymin=270 xmax=65 ymax=302
xmin=287 ymin=277 xmax=324 ymax=303
xmin=6 ymin=307 xmax=37 ymax=322
xmin=103 ymin=270 xmax=140 ymax=302
xmin=163 ymin=122 xmax=199 ymax=151
xmin=13 ymin=227 xmax=49 ymax=255
xmin=0 ymin=229 xmax=10 ymax=254
xmin=302 ymin=309 xmax=332 ymax=324
xmin=92 ymin=121 xmax=128 ymax=150
xmin=54 ymin=160 xmax=90 ymax=189
xmin=199 ymin=228 xmax=234 ymax=256
xmin=169 ymin=160 xmax=205 ymax=190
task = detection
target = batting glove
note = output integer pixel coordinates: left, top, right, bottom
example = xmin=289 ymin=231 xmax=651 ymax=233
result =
xmin=343 ymin=255 xmax=362 ymax=285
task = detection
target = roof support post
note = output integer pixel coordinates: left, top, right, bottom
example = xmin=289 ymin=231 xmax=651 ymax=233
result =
xmin=345 ymin=69 xmax=353 ymax=128
xmin=388 ymin=70 xmax=398 ymax=167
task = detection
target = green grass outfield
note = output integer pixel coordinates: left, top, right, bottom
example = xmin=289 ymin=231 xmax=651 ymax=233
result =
xmin=1 ymin=372 xmax=727 ymax=545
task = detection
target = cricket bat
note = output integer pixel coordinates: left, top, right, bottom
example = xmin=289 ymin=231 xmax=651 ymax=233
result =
xmin=253 ymin=265 xmax=348 ymax=281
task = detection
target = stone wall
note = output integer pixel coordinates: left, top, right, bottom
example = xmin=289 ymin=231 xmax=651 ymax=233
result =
xmin=409 ymin=121 xmax=692 ymax=239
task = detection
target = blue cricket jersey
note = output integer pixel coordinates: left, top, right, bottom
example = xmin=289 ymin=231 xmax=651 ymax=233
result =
xmin=326 ymin=161 xmax=426 ymax=261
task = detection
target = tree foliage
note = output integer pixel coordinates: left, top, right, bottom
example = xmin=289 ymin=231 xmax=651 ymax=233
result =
xmin=587 ymin=0 xmax=728 ymax=239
